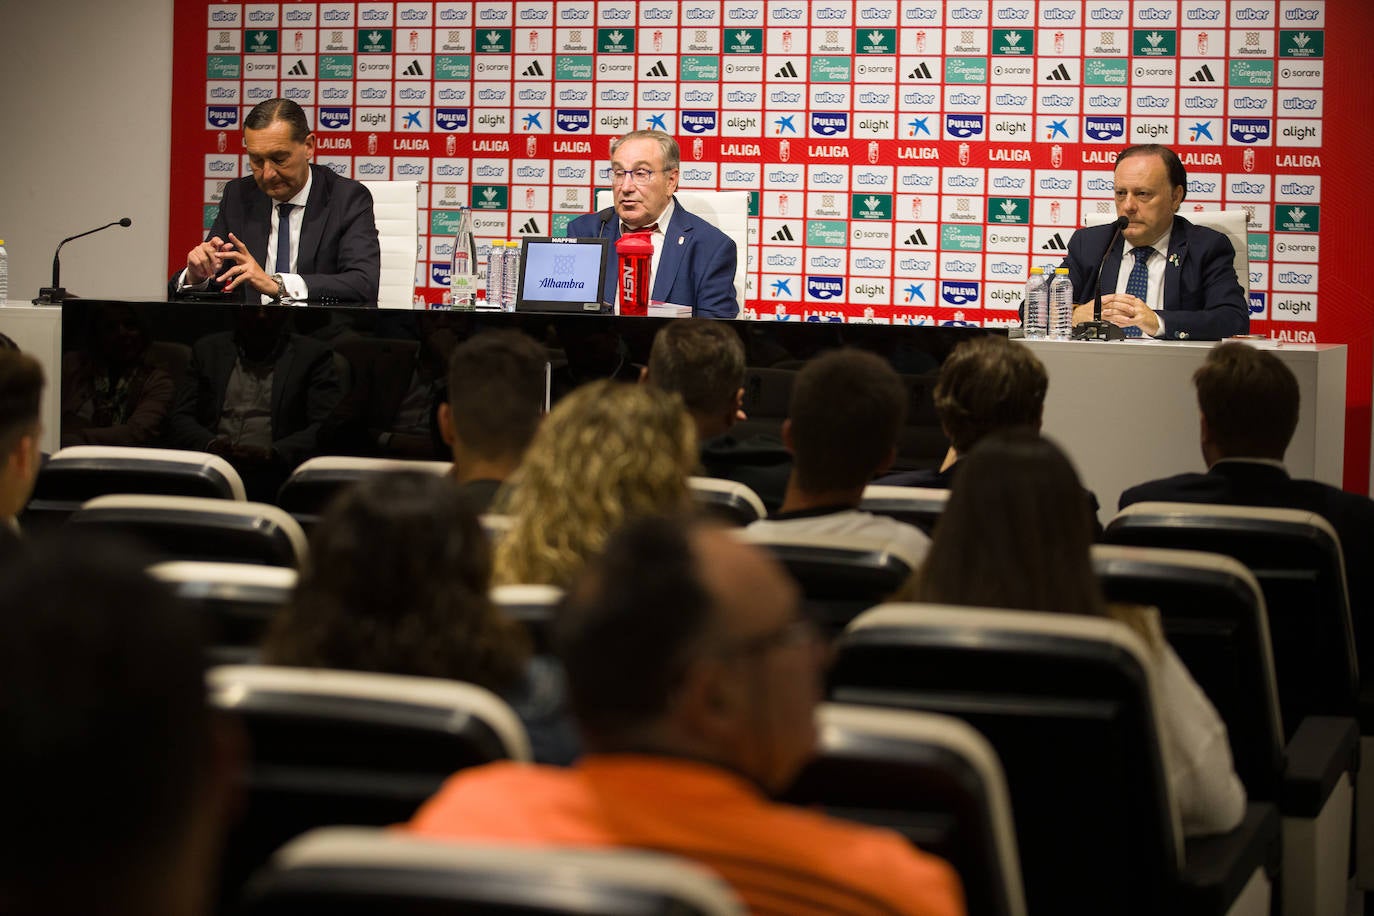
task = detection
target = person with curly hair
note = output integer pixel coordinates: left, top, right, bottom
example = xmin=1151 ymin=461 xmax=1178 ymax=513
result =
xmin=262 ymin=470 xmax=577 ymax=764
xmin=492 ymin=379 xmax=696 ymax=589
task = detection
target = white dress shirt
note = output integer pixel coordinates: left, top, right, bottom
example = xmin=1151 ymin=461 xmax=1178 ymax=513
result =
xmin=1111 ymin=228 xmax=1171 ymax=337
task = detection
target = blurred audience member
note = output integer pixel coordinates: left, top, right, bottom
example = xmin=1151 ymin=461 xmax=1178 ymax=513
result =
xmin=644 ymin=318 xmax=791 ymax=513
xmin=61 ymin=303 xmax=176 ymax=447
xmin=0 ymin=350 xmax=44 ymax=547
xmin=262 ymin=471 xmax=578 ymax=764
xmin=0 ymin=539 xmax=240 ymax=916
xmin=409 ymin=516 xmax=965 ymax=916
xmin=914 ymin=431 xmax=1246 ymax=837
xmin=492 ymin=380 xmax=695 ymax=588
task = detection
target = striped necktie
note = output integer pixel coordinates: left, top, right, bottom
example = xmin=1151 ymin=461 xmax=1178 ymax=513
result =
xmin=1122 ymin=246 xmax=1151 ymax=338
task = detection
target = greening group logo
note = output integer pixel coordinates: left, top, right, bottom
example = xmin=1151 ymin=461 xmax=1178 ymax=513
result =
xmin=435 ymin=56 xmax=472 ymax=79
xmin=207 ymin=55 xmax=240 ymax=79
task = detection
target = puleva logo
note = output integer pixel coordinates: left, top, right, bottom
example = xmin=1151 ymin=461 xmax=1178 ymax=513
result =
xmin=435 ymin=109 xmax=469 ymax=130
xmin=941 ymin=281 xmax=981 ymax=305
xmin=811 ymin=113 xmax=849 ymax=136
xmin=555 ymin=110 xmax=591 ymax=132
xmin=945 ymin=114 xmax=985 ymax=138
xmin=207 ymin=106 xmax=239 ymax=128
xmin=1084 ymin=116 xmax=1126 ymax=141
xmin=318 ymin=107 xmax=352 ymax=129
xmin=807 ymin=276 xmax=846 ymax=300
xmin=1229 ymin=118 xmax=1271 ymax=143
xmin=680 ymin=111 xmax=717 ymax=133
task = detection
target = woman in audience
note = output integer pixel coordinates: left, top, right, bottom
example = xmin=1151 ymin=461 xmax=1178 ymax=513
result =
xmin=912 ymin=430 xmax=1247 ymax=837
xmin=262 ymin=471 xmax=578 ymax=765
xmin=492 ymin=379 xmax=696 ymax=588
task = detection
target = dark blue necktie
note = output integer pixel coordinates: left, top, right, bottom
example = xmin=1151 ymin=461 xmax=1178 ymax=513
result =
xmin=275 ymin=203 xmax=294 ymax=273
xmin=1122 ymin=246 xmax=1151 ymax=338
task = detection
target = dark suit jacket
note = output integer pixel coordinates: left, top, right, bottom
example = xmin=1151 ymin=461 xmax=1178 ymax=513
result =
xmin=169 ymin=164 xmax=380 ymax=303
xmin=1120 ymin=459 xmax=1374 ymax=668
xmin=1063 ymin=214 xmax=1249 ymax=340
xmin=166 ymin=331 xmax=343 ymax=468
xmin=565 ymin=198 xmax=739 ymax=319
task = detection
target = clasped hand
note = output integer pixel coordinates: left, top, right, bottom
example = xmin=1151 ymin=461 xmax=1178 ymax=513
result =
xmin=185 ymin=233 xmax=275 ymax=295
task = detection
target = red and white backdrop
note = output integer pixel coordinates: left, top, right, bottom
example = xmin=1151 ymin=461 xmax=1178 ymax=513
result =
xmin=169 ymin=0 xmax=1374 ymax=489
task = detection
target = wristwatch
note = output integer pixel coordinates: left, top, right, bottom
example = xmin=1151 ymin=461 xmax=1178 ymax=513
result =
xmin=270 ymin=273 xmax=288 ymax=301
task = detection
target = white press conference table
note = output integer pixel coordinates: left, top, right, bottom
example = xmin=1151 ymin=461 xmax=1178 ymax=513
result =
xmin=1022 ymin=336 xmax=1347 ymax=525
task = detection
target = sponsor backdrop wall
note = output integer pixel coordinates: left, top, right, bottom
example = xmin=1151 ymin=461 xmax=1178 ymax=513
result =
xmin=169 ymin=0 xmax=1374 ymax=488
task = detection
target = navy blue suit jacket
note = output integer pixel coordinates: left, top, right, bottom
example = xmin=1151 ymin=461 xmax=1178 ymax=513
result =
xmin=1063 ymin=214 xmax=1249 ymax=340
xmin=170 ymin=164 xmax=380 ymax=303
xmin=565 ymin=199 xmax=739 ymax=319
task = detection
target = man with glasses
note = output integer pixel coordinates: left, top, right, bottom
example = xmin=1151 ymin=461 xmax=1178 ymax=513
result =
xmin=408 ymin=515 xmax=965 ymax=916
xmin=565 ymin=130 xmax=740 ymax=318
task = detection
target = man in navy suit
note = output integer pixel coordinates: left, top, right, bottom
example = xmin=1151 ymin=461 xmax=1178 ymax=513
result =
xmin=171 ymin=98 xmax=380 ymax=304
xmin=1063 ymin=144 xmax=1248 ymax=340
xmin=565 ymin=130 xmax=738 ymax=319
xmin=1120 ymin=342 xmax=1374 ymax=664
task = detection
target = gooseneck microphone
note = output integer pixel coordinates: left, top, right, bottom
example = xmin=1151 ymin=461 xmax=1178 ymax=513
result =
xmin=596 ymin=207 xmax=615 ymax=238
xmin=36 ymin=218 xmax=134 ymax=305
xmin=1071 ymin=215 xmax=1129 ymax=342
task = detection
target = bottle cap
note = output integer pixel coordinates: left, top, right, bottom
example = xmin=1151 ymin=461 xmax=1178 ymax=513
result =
xmin=1029 ymin=267 xmax=1043 ymax=274
xmin=1055 ymin=267 xmax=1069 ymax=274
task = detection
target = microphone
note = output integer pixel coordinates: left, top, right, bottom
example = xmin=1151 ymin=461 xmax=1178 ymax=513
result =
xmin=596 ymin=207 xmax=615 ymax=238
xmin=1071 ymin=215 xmax=1128 ymax=342
xmin=36 ymin=218 xmax=134 ymax=305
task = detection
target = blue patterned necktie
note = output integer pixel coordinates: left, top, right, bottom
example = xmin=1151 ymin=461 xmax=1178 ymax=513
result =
xmin=1122 ymin=246 xmax=1151 ymax=338
xmin=275 ymin=203 xmax=294 ymax=273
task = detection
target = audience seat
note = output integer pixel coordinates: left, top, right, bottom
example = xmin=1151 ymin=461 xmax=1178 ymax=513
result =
xmin=239 ymin=826 xmax=745 ymax=915
xmin=480 ymin=512 xmax=515 ymax=542
xmin=860 ymin=484 xmax=950 ymax=535
xmin=688 ymin=476 xmax=767 ymax=526
xmin=23 ymin=445 xmax=245 ymax=536
xmin=210 ymin=665 xmax=531 ymax=906
xmin=491 ymin=584 xmax=562 ymax=655
xmin=148 ymin=560 xmax=296 ymax=664
xmin=68 ymin=494 xmax=307 ymax=567
xmin=1093 ymin=543 xmax=1356 ymax=916
xmin=277 ymin=455 xmax=453 ymax=530
xmin=734 ymin=528 xmax=915 ymax=633
xmin=830 ymin=603 xmax=1279 ymax=916
xmin=785 ymin=703 xmax=1026 ymax=916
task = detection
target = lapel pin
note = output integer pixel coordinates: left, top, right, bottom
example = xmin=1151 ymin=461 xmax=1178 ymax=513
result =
xmin=678 ymin=235 xmax=685 ymax=245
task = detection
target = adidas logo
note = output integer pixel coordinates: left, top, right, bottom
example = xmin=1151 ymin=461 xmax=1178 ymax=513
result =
xmin=402 ymin=59 xmax=424 ymax=76
xmin=519 ymin=218 xmax=540 ymax=235
xmin=1041 ymin=233 xmax=1068 ymax=251
xmin=522 ymin=60 xmax=544 ymax=77
xmin=774 ymin=61 xmax=798 ymax=79
xmin=287 ymin=59 xmax=308 ymax=76
xmin=1045 ymin=63 xmax=1072 ymax=81
xmin=770 ymin=225 xmax=795 ymax=242
xmin=646 ymin=60 xmax=669 ymax=77
xmin=903 ymin=229 xmax=929 ymax=246
xmin=1188 ymin=64 xmax=1216 ymax=82
xmin=907 ymin=62 xmax=933 ymax=80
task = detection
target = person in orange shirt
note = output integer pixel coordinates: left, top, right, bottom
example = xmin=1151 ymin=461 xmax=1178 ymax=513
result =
xmin=408 ymin=515 xmax=965 ymax=916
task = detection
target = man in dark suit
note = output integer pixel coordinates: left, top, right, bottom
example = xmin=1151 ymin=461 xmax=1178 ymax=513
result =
xmin=1063 ymin=144 xmax=1248 ymax=340
xmin=1120 ymin=342 xmax=1374 ymax=662
xmin=0 ymin=350 xmax=44 ymax=546
xmin=565 ymin=130 xmax=738 ymax=319
xmin=170 ymin=98 xmax=380 ymax=304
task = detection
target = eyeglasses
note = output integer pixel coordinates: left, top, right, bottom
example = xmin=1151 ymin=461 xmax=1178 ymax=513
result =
xmin=610 ymin=167 xmax=670 ymax=185
xmin=718 ymin=616 xmax=820 ymax=659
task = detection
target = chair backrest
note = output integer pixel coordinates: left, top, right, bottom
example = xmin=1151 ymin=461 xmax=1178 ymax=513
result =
xmin=148 ymin=560 xmax=297 ymax=664
xmin=360 ymin=180 xmax=420 ymax=309
xmin=594 ymin=190 xmax=749 ymax=305
xmin=1104 ymin=501 xmax=1357 ymax=734
xmin=688 ymin=476 xmax=766 ymax=526
xmin=1091 ymin=543 xmax=1285 ymax=800
xmin=860 ymin=484 xmax=950 ymax=536
xmin=734 ymin=528 xmax=915 ymax=632
xmin=211 ymin=665 xmax=531 ymax=903
xmin=25 ymin=445 xmax=246 ymax=535
xmin=1085 ymin=208 xmax=1249 ymax=295
xmin=830 ymin=603 xmax=1181 ymax=915
xmin=786 ymin=703 xmax=1026 ymax=916
xmin=69 ymin=494 xmax=308 ymax=567
xmin=277 ymin=456 xmax=454 ymax=528
xmin=240 ymin=827 xmax=746 ymax=916
xmin=490 ymin=583 xmax=563 ymax=655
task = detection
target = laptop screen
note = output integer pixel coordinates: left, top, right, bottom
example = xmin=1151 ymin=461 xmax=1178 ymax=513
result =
xmin=514 ymin=237 xmax=611 ymax=313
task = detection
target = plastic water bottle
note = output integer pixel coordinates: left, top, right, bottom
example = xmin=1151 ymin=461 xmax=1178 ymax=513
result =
xmin=486 ymin=240 xmax=506 ymax=309
xmin=0 ymin=240 xmax=8 ymax=304
xmin=450 ymin=207 xmax=477 ymax=310
xmin=502 ymin=238 xmax=521 ymax=311
xmin=1022 ymin=267 xmax=1047 ymax=339
xmin=1049 ymin=267 xmax=1074 ymax=340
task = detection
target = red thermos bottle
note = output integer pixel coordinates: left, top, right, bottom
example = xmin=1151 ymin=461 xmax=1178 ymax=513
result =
xmin=616 ymin=232 xmax=653 ymax=316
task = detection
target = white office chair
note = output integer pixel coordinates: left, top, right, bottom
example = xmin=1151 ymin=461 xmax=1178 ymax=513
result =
xmin=1086 ymin=209 xmax=1249 ymax=295
xmin=360 ymin=180 xmax=420 ymax=309
xmin=594 ymin=190 xmax=749 ymax=306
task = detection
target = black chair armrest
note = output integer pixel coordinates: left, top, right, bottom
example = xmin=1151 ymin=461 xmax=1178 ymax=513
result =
xmin=1177 ymin=801 xmax=1280 ymax=916
xmin=1281 ymin=715 xmax=1358 ymax=818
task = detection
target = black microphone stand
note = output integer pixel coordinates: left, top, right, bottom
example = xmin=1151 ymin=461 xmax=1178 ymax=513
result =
xmin=35 ymin=218 xmax=133 ymax=305
xmin=1071 ymin=216 xmax=1128 ymax=341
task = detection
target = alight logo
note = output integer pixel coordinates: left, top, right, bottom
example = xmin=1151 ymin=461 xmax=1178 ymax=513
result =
xmin=597 ymin=28 xmax=634 ymax=53
xmin=1229 ymin=118 xmax=1271 ymax=143
xmin=357 ymin=28 xmax=392 ymax=53
xmin=1278 ymin=205 xmax=1319 ymax=232
xmin=945 ymin=114 xmax=985 ymax=138
xmin=941 ymin=281 xmax=981 ymax=306
xmin=476 ymin=28 xmax=511 ymax=53
xmin=1133 ymin=29 xmax=1177 ymax=56
xmin=987 ymin=197 xmax=1029 ymax=224
xmin=851 ymin=193 xmax=893 ymax=220
xmin=1280 ymin=30 xmax=1324 ymax=58
xmin=1273 ymin=296 xmax=1316 ymax=321
xmin=806 ymin=276 xmax=846 ymax=300
xmin=857 ymin=28 xmax=896 ymax=53
xmin=945 ymin=57 xmax=988 ymax=83
xmin=992 ymin=29 xmax=1034 ymax=55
